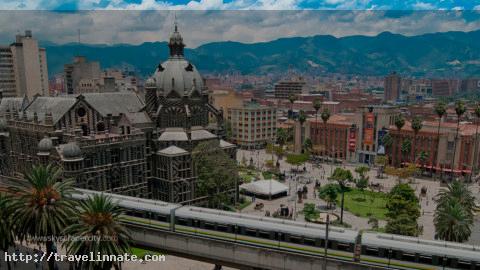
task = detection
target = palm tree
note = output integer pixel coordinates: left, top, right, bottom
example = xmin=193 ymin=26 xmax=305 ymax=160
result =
xmin=288 ymin=94 xmax=297 ymax=119
xmin=434 ymin=101 xmax=447 ymax=180
xmin=471 ymin=102 xmax=480 ymax=181
xmin=436 ymin=180 xmax=476 ymax=215
xmin=411 ymin=116 xmax=423 ymax=164
xmin=401 ymin=138 xmax=412 ymax=166
xmin=63 ymin=194 xmax=131 ymax=270
xmin=321 ymin=108 xmax=331 ymax=159
xmin=0 ymin=194 xmax=15 ymax=270
xmin=451 ymin=100 xmax=466 ymax=179
xmin=417 ymin=151 xmax=429 ymax=175
xmin=9 ymin=165 xmax=76 ymax=270
xmin=394 ymin=114 xmax=405 ymax=131
xmin=298 ymin=110 xmax=307 ymax=153
xmin=329 ymin=167 xmax=353 ymax=224
xmin=434 ymin=199 xmax=473 ymax=243
xmin=394 ymin=115 xmax=405 ymax=166
xmin=313 ymin=98 xmax=322 ymax=124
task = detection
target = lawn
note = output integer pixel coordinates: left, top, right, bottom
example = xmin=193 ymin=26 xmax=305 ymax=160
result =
xmin=130 ymin=247 xmax=164 ymax=258
xmin=336 ymin=189 xmax=388 ymax=220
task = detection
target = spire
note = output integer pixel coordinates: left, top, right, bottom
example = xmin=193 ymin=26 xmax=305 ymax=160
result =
xmin=168 ymin=16 xmax=185 ymax=57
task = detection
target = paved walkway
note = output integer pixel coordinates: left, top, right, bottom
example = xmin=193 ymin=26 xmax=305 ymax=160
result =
xmin=237 ymin=149 xmax=480 ymax=243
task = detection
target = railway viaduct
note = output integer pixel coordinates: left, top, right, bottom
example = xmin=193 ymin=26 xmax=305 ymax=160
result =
xmin=127 ymin=223 xmax=388 ymax=270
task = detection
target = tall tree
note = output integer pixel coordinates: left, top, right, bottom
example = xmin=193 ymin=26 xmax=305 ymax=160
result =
xmin=0 ymin=194 xmax=15 ymax=270
xmin=451 ymin=100 xmax=466 ymax=179
xmin=394 ymin=115 xmax=405 ymax=166
xmin=9 ymin=165 xmax=76 ymax=270
xmin=63 ymin=194 xmax=131 ymax=270
xmin=288 ymin=94 xmax=297 ymax=118
xmin=434 ymin=101 xmax=447 ymax=180
xmin=298 ymin=110 xmax=307 ymax=153
xmin=313 ymin=98 xmax=322 ymax=124
xmin=193 ymin=141 xmax=239 ymax=208
xmin=411 ymin=116 xmax=423 ymax=164
xmin=434 ymin=199 xmax=473 ymax=243
xmin=385 ymin=183 xmax=421 ymax=236
xmin=328 ymin=167 xmax=354 ymax=224
xmin=401 ymin=138 xmax=412 ymax=165
xmin=471 ymin=102 xmax=480 ymax=181
xmin=321 ymin=108 xmax=331 ymax=159
xmin=417 ymin=151 xmax=429 ymax=175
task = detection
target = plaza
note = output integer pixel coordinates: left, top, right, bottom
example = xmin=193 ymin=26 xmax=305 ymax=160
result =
xmin=236 ymin=149 xmax=480 ymax=243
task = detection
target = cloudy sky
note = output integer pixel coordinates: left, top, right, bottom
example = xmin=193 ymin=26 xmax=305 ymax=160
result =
xmin=0 ymin=1 xmax=479 ymax=47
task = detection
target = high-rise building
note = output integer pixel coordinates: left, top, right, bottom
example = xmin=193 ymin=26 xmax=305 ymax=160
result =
xmin=274 ymin=77 xmax=306 ymax=99
xmin=0 ymin=30 xmax=49 ymax=98
xmin=384 ymin=72 xmax=401 ymax=102
xmin=227 ymin=102 xmax=276 ymax=149
xmin=64 ymin=56 xmax=101 ymax=94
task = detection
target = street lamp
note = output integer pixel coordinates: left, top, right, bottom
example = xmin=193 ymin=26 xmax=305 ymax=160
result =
xmin=323 ymin=214 xmax=330 ymax=270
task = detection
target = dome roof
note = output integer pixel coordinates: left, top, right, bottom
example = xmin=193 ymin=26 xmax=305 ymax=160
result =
xmin=62 ymin=142 xmax=82 ymax=159
xmin=153 ymin=58 xmax=204 ymax=97
xmin=38 ymin=137 xmax=53 ymax=153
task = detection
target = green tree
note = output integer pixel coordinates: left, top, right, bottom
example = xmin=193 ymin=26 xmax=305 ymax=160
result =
xmin=63 ymin=194 xmax=131 ymax=270
xmin=9 ymin=165 xmax=76 ymax=270
xmin=355 ymin=166 xmax=370 ymax=196
xmin=451 ymin=100 xmax=466 ymax=178
xmin=321 ymin=108 xmax=331 ymax=158
xmin=381 ymin=133 xmax=393 ymax=153
xmin=303 ymin=203 xmax=320 ymax=222
xmin=436 ymin=181 xmax=475 ymax=218
xmin=411 ymin=116 xmax=423 ymax=162
xmin=318 ymin=184 xmax=340 ymax=209
xmin=193 ymin=141 xmax=239 ymax=208
xmin=434 ymin=102 xmax=447 ymax=175
xmin=375 ymin=155 xmax=388 ymax=178
xmin=434 ymin=199 xmax=473 ymax=243
xmin=303 ymin=138 xmax=313 ymax=153
xmin=276 ymin=127 xmax=288 ymax=146
xmin=288 ymin=94 xmax=297 ymax=118
xmin=298 ymin=110 xmax=307 ymax=152
xmin=0 ymin=194 xmax=15 ymax=270
xmin=313 ymin=98 xmax=322 ymax=124
xmin=385 ymin=183 xmax=421 ymax=236
xmin=471 ymin=102 xmax=480 ymax=180
xmin=329 ymin=167 xmax=354 ymax=224
xmin=417 ymin=151 xmax=429 ymax=175
xmin=394 ymin=115 xmax=405 ymax=166
xmin=401 ymin=138 xmax=412 ymax=164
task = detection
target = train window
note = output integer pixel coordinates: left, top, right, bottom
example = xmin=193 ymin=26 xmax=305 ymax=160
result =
xmin=304 ymin=238 xmax=316 ymax=246
xmin=204 ymin=222 xmax=215 ymax=230
xmin=156 ymin=215 xmax=167 ymax=222
xmin=258 ymin=231 xmax=270 ymax=239
xmin=418 ymin=255 xmax=432 ymax=265
xmin=177 ymin=218 xmax=188 ymax=226
xmin=245 ymin=229 xmax=257 ymax=237
xmin=337 ymin=242 xmax=351 ymax=252
xmin=217 ymin=225 xmax=228 ymax=232
xmin=364 ymin=247 xmax=379 ymax=256
xmin=289 ymin=236 xmax=302 ymax=244
xmin=457 ymin=260 xmax=472 ymax=270
xmin=402 ymin=253 xmax=416 ymax=262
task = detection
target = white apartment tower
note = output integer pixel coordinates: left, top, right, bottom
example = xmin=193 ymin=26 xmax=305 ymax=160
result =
xmin=0 ymin=30 xmax=49 ymax=98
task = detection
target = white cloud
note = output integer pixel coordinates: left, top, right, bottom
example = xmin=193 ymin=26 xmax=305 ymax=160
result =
xmin=0 ymin=10 xmax=479 ymax=47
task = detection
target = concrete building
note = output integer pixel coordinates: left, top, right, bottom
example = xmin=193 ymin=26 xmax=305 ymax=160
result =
xmin=355 ymin=105 xmax=399 ymax=164
xmin=387 ymin=120 xmax=480 ymax=177
xmin=384 ymin=72 xmax=401 ymax=102
xmin=274 ymin=78 xmax=306 ymax=99
xmin=64 ymin=56 xmax=101 ymax=94
xmin=295 ymin=113 xmax=357 ymax=162
xmin=227 ymin=102 xmax=276 ymax=149
xmin=0 ymin=30 xmax=48 ymax=98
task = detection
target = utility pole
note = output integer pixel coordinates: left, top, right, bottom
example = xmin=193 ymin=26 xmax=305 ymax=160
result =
xmin=323 ymin=214 xmax=330 ymax=270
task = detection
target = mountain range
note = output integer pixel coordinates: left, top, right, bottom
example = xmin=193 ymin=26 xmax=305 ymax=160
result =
xmin=43 ymin=30 xmax=480 ymax=78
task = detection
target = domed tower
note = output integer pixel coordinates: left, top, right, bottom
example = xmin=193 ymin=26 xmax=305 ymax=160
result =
xmin=37 ymin=136 xmax=53 ymax=165
xmin=61 ymin=141 xmax=84 ymax=183
xmin=152 ymin=22 xmax=211 ymax=129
